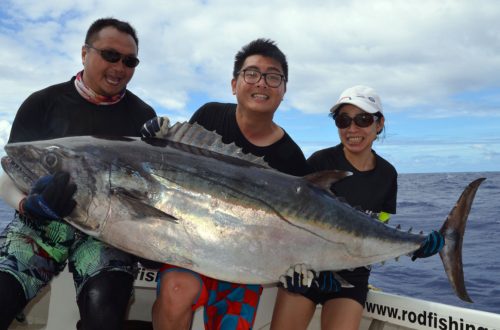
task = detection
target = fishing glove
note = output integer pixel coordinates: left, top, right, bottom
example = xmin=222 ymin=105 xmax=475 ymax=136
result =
xmin=279 ymin=264 xmax=341 ymax=294
xmin=140 ymin=116 xmax=171 ymax=138
xmin=279 ymin=264 xmax=316 ymax=294
xmin=19 ymin=171 xmax=77 ymax=222
xmin=411 ymin=230 xmax=445 ymax=261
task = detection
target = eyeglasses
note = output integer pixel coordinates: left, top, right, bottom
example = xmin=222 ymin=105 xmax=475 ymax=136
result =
xmin=334 ymin=113 xmax=377 ymax=129
xmin=238 ymin=69 xmax=285 ymax=88
xmin=85 ymin=44 xmax=140 ymax=68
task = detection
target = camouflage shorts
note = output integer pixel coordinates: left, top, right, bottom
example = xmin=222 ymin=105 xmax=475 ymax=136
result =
xmin=0 ymin=213 xmax=138 ymax=300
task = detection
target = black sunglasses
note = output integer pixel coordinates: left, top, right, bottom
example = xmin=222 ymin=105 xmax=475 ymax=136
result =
xmin=85 ymin=44 xmax=140 ymax=68
xmin=334 ymin=113 xmax=377 ymax=129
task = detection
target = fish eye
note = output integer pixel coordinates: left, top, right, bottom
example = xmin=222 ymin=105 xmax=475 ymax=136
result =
xmin=43 ymin=152 xmax=58 ymax=169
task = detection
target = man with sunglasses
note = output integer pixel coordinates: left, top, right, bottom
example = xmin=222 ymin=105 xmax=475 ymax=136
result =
xmin=0 ymin=17 xmax=155 ymax=330
xmin=142 ymin=38 xmax=308 ymax=330
xmin=271 ymin=85 xmax=444 ymax=330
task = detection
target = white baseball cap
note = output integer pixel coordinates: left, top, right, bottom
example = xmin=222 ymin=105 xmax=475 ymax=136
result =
xmin=330 ymin=85 xmax=383 ymax=115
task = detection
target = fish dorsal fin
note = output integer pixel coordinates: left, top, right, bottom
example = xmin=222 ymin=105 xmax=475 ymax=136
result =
xmin=304 ymin=170 xmax=352 ymax=192
xmin=165 ymin=121 xmax=271 ymax=168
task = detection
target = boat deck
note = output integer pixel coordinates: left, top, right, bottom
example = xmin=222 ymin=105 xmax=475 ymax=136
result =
xmin=9 ymin=267 xmax=499 ymax=330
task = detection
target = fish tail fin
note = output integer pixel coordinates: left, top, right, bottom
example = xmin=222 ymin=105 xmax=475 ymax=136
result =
xmin=439 ymin=177 xmax=485 ymax=302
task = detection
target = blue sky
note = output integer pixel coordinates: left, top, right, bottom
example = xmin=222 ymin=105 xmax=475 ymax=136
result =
xmin=0 ymin=0 xmax=499 ymax=173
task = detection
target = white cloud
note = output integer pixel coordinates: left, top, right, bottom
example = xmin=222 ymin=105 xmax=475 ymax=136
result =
xmin=1 ymin=0 xmax=499 ymax=173
xmin=0 ymin=120 xmax=11 ymax=145
xmin=2 ymin=0 xmax=499 ymax=117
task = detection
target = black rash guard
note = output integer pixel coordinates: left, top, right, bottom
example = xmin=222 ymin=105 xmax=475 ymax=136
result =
xmin=9 ymin=76 xmax=155 ymax=143
xmin=190 ymin=102 xmax=308 ymax=176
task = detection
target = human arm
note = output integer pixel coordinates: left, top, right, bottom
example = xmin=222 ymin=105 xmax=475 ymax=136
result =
xmin=0 ymin=171 xmax=77 ymax=220
xmin=0 ymin=171 xmax=77 ymax=222
xmin=0 ymin=173 xmax=25 ymax=210
xmin=8 ymin=90 xmax=50 ymax=143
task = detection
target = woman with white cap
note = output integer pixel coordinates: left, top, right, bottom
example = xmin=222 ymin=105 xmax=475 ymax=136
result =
xmin=271 ymin=85 xmax=444 ymax=330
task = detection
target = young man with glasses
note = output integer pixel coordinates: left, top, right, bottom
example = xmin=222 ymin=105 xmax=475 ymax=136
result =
xmin=143 ymin=38 xmax=308 ymax=330
xmin=0 ymin=17 xmax=155 ymax=330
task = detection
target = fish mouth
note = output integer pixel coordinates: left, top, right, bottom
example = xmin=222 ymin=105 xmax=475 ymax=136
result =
xmin=1 ymin=156 xmax=37 ymax=193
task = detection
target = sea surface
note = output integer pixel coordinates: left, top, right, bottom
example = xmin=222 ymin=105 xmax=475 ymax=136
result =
xmin=368 ymin=171 xmax=500 ymax=315
xmin=0 ymin=172 xmax=498 ymax=314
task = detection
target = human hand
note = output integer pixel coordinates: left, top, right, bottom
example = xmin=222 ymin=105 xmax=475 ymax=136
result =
xmin=279 ymin=265 xmax=341 ymax=294
xmin=279 ymin=264 xmax=316 ymax=294
xmin=19 ymin=171 xmax=77 ymax=221
xmin=412 ymin=230 xmax=445 ymax=261
xmin=140 ymin=116 xmax=171 ymax=138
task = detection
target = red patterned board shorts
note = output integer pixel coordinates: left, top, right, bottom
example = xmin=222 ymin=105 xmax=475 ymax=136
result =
xmin=159 ymin=264 xmax=263 ymax=330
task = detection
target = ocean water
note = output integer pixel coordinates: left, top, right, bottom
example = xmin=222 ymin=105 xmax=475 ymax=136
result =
xmin=0 ymin=172 xmax=498 ymax=315
xmin=368 ymin=171 xmax=500 ymax=315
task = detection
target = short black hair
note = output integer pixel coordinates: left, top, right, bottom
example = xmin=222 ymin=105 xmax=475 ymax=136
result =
xmin=85 ymin=17 xmax=139 ymax=49
xmin=233 ymin=38 xmax=288 ymax=82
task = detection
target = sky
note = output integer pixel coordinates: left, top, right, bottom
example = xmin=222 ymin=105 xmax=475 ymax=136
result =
xmin=0 ymin=0 xmax=499 ymax=174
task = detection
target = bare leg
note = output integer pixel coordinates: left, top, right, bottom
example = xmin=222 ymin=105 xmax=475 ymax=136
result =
xmin=321 ymin=298 xmax=363 ymax=330
xmin=152 ymin=270 xmax=201 ymax=330
xmin=270 ymin=287 xmax=316 ymax=330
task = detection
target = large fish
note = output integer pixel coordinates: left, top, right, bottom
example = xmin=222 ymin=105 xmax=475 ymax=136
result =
xmin=1 ymin=122 xmax=484 ymax=302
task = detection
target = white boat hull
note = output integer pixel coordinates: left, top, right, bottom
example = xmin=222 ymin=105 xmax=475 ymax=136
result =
xmin=9 ymin=267 xmax=500 ymax=330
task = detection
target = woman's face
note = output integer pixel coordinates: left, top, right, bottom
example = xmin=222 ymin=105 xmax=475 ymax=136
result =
xmin=336 ymin=104 xmax=384 ymax=155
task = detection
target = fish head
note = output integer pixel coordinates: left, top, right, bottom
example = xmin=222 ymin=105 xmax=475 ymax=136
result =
xmin=2 ymin=138 xmax=112 ymax=234
xmin=3 ymin=140 xmax=76 ymax=191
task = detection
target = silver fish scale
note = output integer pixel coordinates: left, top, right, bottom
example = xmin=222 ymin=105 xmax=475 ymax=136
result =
xmin=2 ymin=122 xmax=483 ymax=302
xmin=2 ymin=134 xmax=424 ymax=283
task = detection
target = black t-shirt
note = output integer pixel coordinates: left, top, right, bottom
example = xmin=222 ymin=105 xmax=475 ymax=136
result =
xmin=307 ymin=144 xmax=397 ymax=214
xmin=9 ymin=76 xmax=156 ymax=143
xmin=189 ymin=102 xmax=308 ymax=176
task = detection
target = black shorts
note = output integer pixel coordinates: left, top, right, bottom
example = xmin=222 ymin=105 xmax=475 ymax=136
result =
xmin=301 ymin=267 xmax=370 ymax=306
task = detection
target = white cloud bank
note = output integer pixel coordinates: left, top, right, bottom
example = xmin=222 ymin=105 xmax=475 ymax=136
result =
xmin=1 ymin=0 xmax=499 ymax=173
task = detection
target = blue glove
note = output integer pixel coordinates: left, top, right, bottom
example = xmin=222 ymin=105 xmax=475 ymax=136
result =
xmin=140 ymin=116 xmax=170 ymax=138
xmin=279 ymin=264 xmax=340 ymax=294
xmin=412 ymin=230 xmax=445 ymax=261
xmin=20 ymin=171 xmax=77 ymax=221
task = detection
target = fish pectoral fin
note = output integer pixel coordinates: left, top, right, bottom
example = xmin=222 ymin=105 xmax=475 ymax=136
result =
xmin=304 ymin=170 xmax=352 ymax=192
xmin=111 ymin=187 xmax=178 ymax=223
